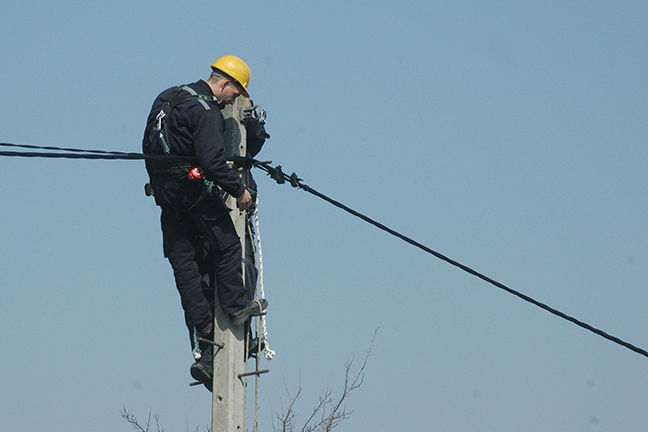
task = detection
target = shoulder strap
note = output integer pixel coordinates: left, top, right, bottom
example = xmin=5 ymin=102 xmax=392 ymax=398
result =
xmin=148 ymin=85 xmax=225 ymax=156
xmin=171 ymin=85 xmax=226 ymax=111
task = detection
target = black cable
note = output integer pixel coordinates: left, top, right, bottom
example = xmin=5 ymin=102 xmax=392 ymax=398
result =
xmin=1 ymin=143 xmax=646 ymax=359
xmin=256 ymin=163 xmax=648 ymax=360
xmin=1 ymin=142 xmax=133 ymax=155
xmin=0 ymin=142 xmax=194 ymax=161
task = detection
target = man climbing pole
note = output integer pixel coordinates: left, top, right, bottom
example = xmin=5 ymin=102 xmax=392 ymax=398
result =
xmin=142 ymin=55 xmax=268 ymax=386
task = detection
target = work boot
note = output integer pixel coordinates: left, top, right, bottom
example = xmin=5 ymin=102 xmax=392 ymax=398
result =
xmin=190 ymin=361 xmax=213 ymax=382
xmin=190 ymin=361 xmax=213 ymax=392
xmin=229 ymin=299 xmax=268 ymax=327
xmin=246 ymin=337 xmax=266 ymax=359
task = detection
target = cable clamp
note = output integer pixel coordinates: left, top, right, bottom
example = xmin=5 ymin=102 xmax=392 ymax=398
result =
xmin=240 ymin=105 xmax=267 ymax=124
xmin=269 ymin=165 xmax=285 ymax=184
xmin=289 ymin=173 xmax=301 ymax=188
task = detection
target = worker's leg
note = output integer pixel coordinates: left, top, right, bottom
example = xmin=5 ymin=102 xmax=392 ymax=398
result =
xmin=192 ymin=211 xmax=249 ymax=316
xmin=161 ymin=211 xmax=213 ymax=331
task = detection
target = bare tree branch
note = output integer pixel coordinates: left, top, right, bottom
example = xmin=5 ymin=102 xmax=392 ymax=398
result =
xmin=274 ymin=374 xmax=303 ymax=432
xmin=120 ymin=406 xmax=166 ymax=432
xmin=122 ymin=331 xmax=377 ymax=432
xmin=121 ymin=406 xmax=151 ymax=432
xmin=275 ymin=329 xmax=378 ymax=432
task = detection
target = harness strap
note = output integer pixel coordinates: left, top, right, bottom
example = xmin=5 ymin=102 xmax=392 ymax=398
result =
xmin=149 ymin=85 xmax=225 ymax=156
xmin=179 ymin=85 xmax=226 ymax=110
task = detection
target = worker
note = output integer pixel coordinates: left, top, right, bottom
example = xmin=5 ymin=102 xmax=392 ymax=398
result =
xmin=142 ymin=55 xmax=268 ymax=387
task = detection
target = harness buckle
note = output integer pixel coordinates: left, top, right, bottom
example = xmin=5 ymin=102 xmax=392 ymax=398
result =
xmin=154 ymin=109 xmax=172 ymax=155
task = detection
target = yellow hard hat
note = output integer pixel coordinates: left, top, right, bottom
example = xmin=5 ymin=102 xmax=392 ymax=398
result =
xmin=211 ymin=55 xmax=251 ymax=98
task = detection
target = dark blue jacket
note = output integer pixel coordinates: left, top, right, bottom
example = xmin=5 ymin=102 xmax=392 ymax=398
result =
xmin=143 ymin=80 xmax=246 ymax=215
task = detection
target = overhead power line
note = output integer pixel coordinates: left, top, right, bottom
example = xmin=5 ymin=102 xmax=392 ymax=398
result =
xmin=0 ymin=142 xmax=193 ymax=161
xmin=1 ymin=141 xmax=647 ymax=359
xmin=257 ymin=164 xmax=648 ymax=360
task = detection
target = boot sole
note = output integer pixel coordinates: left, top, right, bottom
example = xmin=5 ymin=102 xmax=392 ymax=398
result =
xmin=190 ymin=364 xmax=213 ymax=382
xmin=230 ymin=299 xmax=268 ymax=326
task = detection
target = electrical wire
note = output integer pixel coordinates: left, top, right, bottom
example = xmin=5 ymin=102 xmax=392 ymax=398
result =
xmin=256 ymin=163 xmax=648 ymax=360
xmin=1 ymin=142 xmax=647 ymax=359
xmin=0 ymin=142 xmax=193 ymax=161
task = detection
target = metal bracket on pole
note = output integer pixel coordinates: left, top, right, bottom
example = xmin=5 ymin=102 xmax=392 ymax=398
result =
xmin=197 ymin=337 xmax=225 ymax=349
xmin=238 ymin=369 xmax=270 ymax=379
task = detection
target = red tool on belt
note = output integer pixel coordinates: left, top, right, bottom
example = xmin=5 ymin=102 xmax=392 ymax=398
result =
xmin=188 ymin=166 xmax=203 ymax=182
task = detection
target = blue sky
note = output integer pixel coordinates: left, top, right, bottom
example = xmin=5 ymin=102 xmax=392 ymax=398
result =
xmin=1 ymin=1 xmax=647 ymax=431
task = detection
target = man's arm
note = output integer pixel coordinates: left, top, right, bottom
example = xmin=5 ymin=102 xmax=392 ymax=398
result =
xmin=191 ymin=105 xmax=247 ymax=198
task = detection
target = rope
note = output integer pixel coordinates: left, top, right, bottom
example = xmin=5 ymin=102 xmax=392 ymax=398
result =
xmin=253 ymin=196 xmax=275 ymax=361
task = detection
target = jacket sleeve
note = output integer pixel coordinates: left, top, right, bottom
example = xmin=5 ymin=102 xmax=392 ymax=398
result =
xmin=190 ymin=105 xmax=246 ymax=198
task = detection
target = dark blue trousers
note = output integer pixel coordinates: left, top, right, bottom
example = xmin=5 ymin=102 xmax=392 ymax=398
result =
xmin=161 ymin=206 xmax=248 ymax=333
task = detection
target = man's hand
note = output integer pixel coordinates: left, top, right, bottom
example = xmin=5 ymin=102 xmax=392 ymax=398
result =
xmin=237 ymin=189 xmax=253 ymax=211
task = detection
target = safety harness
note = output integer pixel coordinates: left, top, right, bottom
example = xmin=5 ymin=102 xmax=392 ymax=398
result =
xmin=152 ymin=86 xmax=226 ymax=152
xmin=145 ymin=85 xmax=226 ymax=209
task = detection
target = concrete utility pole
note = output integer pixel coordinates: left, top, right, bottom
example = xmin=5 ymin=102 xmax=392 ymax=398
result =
xmin=209 ymin=96 xmax=249 ymax=432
